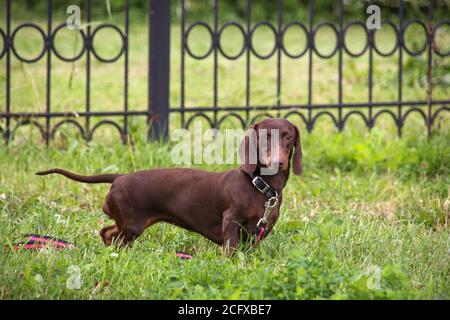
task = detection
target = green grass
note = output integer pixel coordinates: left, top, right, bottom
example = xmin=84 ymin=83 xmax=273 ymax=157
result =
xmin=0 ymin=128 xmax=449 ymax=299
xmin=0 ymin=12 xmax=449 ymax=299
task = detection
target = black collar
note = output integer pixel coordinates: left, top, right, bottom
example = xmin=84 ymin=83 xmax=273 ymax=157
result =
xmin=245 ymin=171 xmax=279 ymax=199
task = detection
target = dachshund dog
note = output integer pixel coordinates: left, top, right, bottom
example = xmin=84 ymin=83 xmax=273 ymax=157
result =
xmin=37 ymin=118 xmax=302 ymax=255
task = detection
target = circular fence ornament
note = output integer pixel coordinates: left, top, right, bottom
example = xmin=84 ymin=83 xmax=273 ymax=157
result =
xmin=433 ymin=21 xmax=450 ymax=57
xmin=313 ymin=22 xmax=338 ymax=59
xmin=250 ymin=22 xmax=278 ymax=59
xmin=185 ymin=22 xmax=214 ymax=60
xmin=91 ymin=24 xmax=126 ymax=63
xmin=402 ymin=20 xmax=428 ymax=56
xmin=0 ymin=28 xmax=6 ymax=60
xmin=373 ymin=21 xmax=398 ymax=56
xmin=11 ymin=23 xmax=47 ymax=63
xmin=281 ymin=22 xmax=309 ymax=59
xmin=218 ymin=22 xmax=246 ymax=60
xmin=343 ymin=21 xmax=369 ymax=57
xmin=51 ymin=23 xmax=87 ymax=62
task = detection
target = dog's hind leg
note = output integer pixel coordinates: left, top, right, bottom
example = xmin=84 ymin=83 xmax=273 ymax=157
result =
xmin=100 ymin=224 xmax=120 ymax=246
xmin=114 ymin=213 xmax=163 ymax=247
xmin=115 ymin=223 xmax=145 ymax=247
xmin=100 ymin=223 xmax=145 ymax=247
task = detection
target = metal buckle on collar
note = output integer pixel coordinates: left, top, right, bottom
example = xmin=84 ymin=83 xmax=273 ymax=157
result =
xmin=252 ymin=176 xmax=270 ymax=194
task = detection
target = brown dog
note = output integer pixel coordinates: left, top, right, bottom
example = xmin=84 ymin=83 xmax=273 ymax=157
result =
xmin=37 ymin=118 xmax=302 ymax=255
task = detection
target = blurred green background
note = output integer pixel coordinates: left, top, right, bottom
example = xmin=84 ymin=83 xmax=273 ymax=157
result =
xmin=7 ymin=0 xmax=450 ymax=22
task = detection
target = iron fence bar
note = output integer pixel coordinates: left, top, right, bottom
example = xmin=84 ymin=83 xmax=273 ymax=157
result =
xmin=245 ymin=0 xmax=251 ymax=123
xmin=45 ymin=0 xmax=52 ymax=145
xmin=338 ymin=0 xmax=344 ymax=131
xmin=0 ymin=96 xmax=448 ymax=119
xmin=427 ymin=0 xmax=434 ymax=136
xmin=1 ymin=99 xmax=449 ymax=118
xmin=165 ymin=100 xmax=450 ymax=113
xmin=180 ymin=0 xmax=186 ymax=128
xmin=0 ymin=111 xmax=152 ymax=118
xmin=86 ymin=0 xmax=92 ymax=136
xmin=148 ymin=0 xmax=151 ymax=131
xmin=123 ymin=0 xmax=129 ymax=136
xmin=368 ymin=0 xmax=374 ymax=128
xmin=397 ymin=0 xmax=404 ymax=137
xmin=149 ymin=0 xmax=170 ymax=140
xmin=5 ymin=0 xmax=11 ymax=144
xmin=307 ymin=0 xmax=313 ymax=132
xmin=0 ymin=1 xmax=448 ymax=144
xmin=276 ymin=0 xmax=282 ymax=117
xmin=213 ymin=0 xmax=218 ymax=127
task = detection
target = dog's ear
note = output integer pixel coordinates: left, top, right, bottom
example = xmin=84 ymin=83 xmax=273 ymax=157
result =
xmin=292 ymin=125 xmax=302 ymax=175
xmin=239 ymin=124 xmax=258 ymax=174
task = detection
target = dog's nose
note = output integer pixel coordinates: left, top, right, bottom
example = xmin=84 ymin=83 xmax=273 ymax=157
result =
xmin=274 ymin=157 xmax=289 ymax=171
xmin=271 ymin=159 xmax=284 ymax=170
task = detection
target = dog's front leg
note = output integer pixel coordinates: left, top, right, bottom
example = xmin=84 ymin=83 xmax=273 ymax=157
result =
xmin=222 ymin=210 xmax=240 ymax=257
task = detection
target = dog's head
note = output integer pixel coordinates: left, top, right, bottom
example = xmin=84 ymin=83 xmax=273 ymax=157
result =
xmin=239 ymin=118 xmax=302 ymax=176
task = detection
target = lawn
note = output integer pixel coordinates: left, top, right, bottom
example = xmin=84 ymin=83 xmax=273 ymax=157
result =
xmin=0 ymin=128 xmax=449 ymax=299
xmin=0 ymin=6 xmax=449 ymax=299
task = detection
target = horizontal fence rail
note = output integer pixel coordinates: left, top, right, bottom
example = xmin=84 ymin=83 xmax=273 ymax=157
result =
xmin=0 ymin=0 xmax=449 ymax=145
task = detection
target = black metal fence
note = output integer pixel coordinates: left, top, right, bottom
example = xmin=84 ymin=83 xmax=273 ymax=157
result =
xmin=1 ymin=0 xmax=134 ymax=144
xmin=0 ymin=0 xmax=449 ymax=145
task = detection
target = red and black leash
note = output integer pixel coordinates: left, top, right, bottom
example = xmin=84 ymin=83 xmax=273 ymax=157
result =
xmin=5 ymin=234 xmax=75 ymax=251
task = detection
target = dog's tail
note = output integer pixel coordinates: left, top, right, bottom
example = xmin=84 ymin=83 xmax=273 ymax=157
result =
xmin=36 ymin=168 xmax=123 ymax=184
